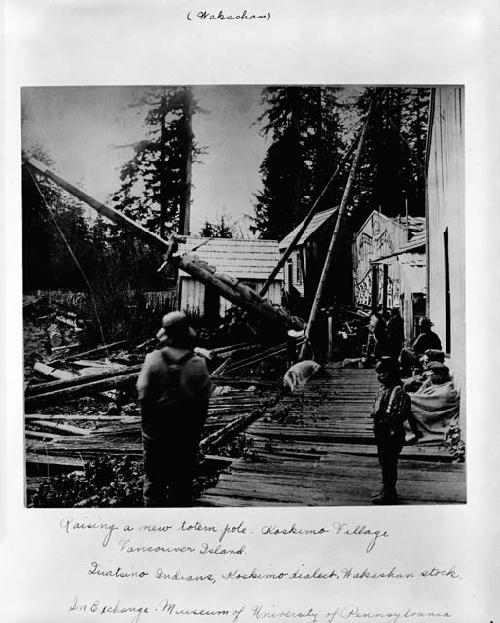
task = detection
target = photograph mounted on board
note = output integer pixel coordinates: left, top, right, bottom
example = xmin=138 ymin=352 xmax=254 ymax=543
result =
xmin=21 ymin=85 xmax=465 ymax=508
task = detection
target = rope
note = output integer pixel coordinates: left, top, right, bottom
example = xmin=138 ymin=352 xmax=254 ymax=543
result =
xmin=28 ymin=170 xmax=113 ymax=365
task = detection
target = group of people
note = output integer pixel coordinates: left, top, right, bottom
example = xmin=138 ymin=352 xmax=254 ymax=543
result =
xmin=135 ymin=308 xmax=459 ymax=509
xmin=369 ymin=311 xmax=460 ymax=505
xmin=371 ymin=307 xmax=406 ymax=360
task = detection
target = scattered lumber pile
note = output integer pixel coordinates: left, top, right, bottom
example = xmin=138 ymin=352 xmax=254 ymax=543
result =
xmin=24 ymin=330 xmax=291 ymax=490
xmin=24 ymin=298 xmax=304 ymax=507
xmin=25 ymin=386 xmax=278 ymax=478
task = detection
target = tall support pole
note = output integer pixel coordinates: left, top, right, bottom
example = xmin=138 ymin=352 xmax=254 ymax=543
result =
xmin=258 ymin=123 xmax=364 ymax=298
xmin=180 ymin=86 xmax=193 ymax=236
xmin=158 ymin=91 xmax=169 ymax=240
xmin=299 ymin=102 xmax=373 ymax=360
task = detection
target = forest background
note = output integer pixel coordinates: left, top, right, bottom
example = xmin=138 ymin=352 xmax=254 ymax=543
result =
xmin=22 ymin=85 xmax=430 ymax=338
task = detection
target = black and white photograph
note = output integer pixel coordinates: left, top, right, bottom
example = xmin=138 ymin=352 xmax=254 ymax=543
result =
xmin=22 ymin=84 xmax=465 ymax=508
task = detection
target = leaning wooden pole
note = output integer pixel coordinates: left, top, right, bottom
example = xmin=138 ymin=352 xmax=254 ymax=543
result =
xmin=258 ymin=124 xmax=364 ymax=298
xmin=23 ymin=157 xmax=300 ymax=330
xmin=299 ymin=102 xmax=373 ymax=360
xmin=24 ymin=158 xmax=170 ymax=250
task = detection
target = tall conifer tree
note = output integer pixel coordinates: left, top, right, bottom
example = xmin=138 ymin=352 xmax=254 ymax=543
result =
xmin=112 ymin=86 xmax=199 ymax=238
xmin=252 ymin=86 xmax=344 ymax=240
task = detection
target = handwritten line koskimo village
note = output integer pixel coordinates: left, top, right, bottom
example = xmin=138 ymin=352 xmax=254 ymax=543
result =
xmin=22 ymin=85 xmax=465 ymax=508
xmin=59 ymin=517 xmax=390 ymax=555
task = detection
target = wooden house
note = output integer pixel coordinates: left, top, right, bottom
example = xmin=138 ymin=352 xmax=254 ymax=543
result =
xmin=278 ymin=206 xmax=353 ymax=311
xmin=177 ymin=236 xmax=283 ymax=322
xmin=352 ymin=210 xmax=426 ymax=340
xmin=279 ymin=207 xmax=337 ymax=296
xmin=426 ymin=86 xmax=465 ymax=392
xmin=370 ymin=233 xmax=427 ymax=342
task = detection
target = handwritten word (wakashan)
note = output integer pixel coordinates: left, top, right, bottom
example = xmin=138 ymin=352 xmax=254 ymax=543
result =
xmin=187 ymin=9 xmax=271 ymax=22
xmin=341 ymin=566 xmax=415 ymax=580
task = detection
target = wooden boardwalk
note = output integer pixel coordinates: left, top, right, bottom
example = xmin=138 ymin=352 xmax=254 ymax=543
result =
xmin=199 ymin=366 xmax=466 ymax=506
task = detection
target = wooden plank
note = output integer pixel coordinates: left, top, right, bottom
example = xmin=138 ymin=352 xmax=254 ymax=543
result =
xmin=25 ymin=430 xmax=61 ymax=442
xmin=29 ymin=420 xmax=90 ymax=436
xmin=63 ymin=340 xmax=129 ymax=362
xmin=25 ymin=372 xmax=139 ymax=410
xmin=25 ymin=413 xmax=139 ymax=422
xmin=25 ymin=452 xmax=85 ymax=476
xmin=33 ymin=362 xmax=75 ymax=381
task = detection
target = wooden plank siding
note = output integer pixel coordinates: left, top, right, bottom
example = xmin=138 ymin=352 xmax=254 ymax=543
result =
xmin=179 ymin=278 xmax=283 ymax=318
xmin=427 ymin=87 xmax=465 ymax=394
xmin=177 ymin=237 xmax=284 ymax=318
xmin=352 ymin=211 xmax=426 ymax=315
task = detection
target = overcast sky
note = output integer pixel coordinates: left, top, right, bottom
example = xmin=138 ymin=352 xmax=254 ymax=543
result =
xmin=21 ymin=85 xmax=267 ymax=236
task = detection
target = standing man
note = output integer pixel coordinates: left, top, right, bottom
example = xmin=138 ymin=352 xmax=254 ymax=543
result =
xmin=371 ymin=356 xmax=412 ymax=505
xmin=137 ymin=311 xmax=211 ymax=507
xmin=386 ymin=307 xmax=405 ymax=359
xmin=370 ymin=308 xmax=388 ymax=360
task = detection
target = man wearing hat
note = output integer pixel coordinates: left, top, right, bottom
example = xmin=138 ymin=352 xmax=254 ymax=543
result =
xmin=412 ymin=317 xmax=442 ymax=356
xmin=371 ymin=356 xmax=412 ymax=504
xmin=137 ymin=312 xmax=211 ymax=507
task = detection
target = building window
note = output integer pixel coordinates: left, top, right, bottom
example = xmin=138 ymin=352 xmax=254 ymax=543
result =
xmin=295 ymin=254 xmax=302 ymax=284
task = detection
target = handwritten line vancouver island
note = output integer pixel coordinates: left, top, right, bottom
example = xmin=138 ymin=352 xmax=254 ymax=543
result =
xmin=187 ymin=9 xmax=271 ymax=21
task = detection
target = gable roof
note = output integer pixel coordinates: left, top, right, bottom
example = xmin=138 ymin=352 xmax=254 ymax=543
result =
xmin=279 ymin=206 xmax=338 ymax=250
xmin=178 ymin=236 xmax=283 ymax=281
xmin=356 ymin=210 xmax=426 ymax=240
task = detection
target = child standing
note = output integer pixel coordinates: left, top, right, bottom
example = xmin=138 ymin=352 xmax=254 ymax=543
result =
xmin=371 ymin=357 xmax=411 ymax=504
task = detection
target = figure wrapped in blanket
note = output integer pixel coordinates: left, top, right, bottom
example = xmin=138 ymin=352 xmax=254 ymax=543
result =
xmin=407 ymin=362 xmax=460 ymax=444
